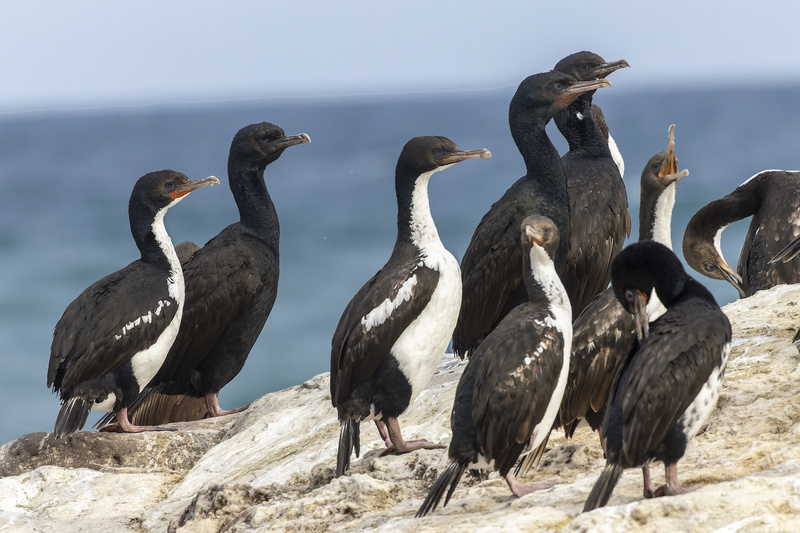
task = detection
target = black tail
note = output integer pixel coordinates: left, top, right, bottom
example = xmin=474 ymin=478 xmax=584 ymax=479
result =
xmin=54 ymin=397 xmax=92 ymax=438
xmin=416 ymin=461 xmax=467 ymax=518
xmin=583 ymin=463 xmax=624 ymax=512
xmin=336 ymin=420 xmax=360 ymax=477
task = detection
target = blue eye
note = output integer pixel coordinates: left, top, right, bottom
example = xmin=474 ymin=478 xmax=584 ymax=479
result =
xmin=625 ymin=289 xmax=634 ymax=302
xmin=165 ymin=182 xmax=175 ymax=189
xmin=579 ymin=64 xmax=589 ymax=72
xmin=553 ymin=82 xmax=563 ymax=91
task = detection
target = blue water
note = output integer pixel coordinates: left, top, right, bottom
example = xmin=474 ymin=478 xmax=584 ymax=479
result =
xmin=2 ymin=86 xmax=799 ymax=446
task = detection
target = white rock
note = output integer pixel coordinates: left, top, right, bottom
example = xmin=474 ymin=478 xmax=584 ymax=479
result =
xmin=3 ymin=285 xmax=800 ymax=532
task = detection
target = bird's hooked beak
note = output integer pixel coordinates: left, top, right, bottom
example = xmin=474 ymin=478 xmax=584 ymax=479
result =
xmin=169 ymin=176 xmax=220 ymax=200
xmin=273 ymin=133 xmax=311 ymax=151
xmin=590 ymin=59 xmax=630 ymax=79
xmin=525 ymin=224 xmax=545 ymax=247
xmin=717 ymin=258 xmax=746 ymax=298
xmin=632 ymin=289 xmax=650 ymax=341
xmin=438 ymin=148 xmax=492 ymax=166
xmin=658 ymin=124 xmax=690 ymax=186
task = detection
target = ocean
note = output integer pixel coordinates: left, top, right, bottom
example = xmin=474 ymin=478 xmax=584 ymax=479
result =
xmin=2 ymin=85 xmax=798 ymax=445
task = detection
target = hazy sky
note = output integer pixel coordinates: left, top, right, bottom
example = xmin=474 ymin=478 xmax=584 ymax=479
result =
xmin=2 ymin=1 xmax=798 ymax=113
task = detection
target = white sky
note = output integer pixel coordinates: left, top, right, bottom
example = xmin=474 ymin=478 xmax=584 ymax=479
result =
xmin=1 ymin=1 xmax=797 ymax=112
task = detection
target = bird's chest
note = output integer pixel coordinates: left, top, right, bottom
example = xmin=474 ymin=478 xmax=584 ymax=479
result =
xmin=391 ymin=247 xmax=461 ymax=401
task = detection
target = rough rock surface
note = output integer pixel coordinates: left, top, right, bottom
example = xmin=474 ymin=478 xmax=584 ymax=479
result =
xmin=3 ymin=284 xmax=800 ymax=532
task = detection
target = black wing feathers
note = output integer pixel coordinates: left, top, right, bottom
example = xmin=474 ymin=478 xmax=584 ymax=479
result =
xmin=152 ymin=230 xmax=274 ymax=382
xmin=615 ymin=297 xmax=730 ymax=465
xmin=472 ymin=304 xmax=564 ymax=476
xmin=331 ymin=253 xmax=439 ymax=407
xmin=48 ymin=261 xmax=176 ymax=394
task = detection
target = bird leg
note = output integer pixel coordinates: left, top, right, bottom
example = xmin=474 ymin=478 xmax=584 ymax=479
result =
xmin=504 ymin=472 xmax=553 ymax=497
xmin=99 ymin=407 xmax=172 ymax=433
xmin=374 ymin=420 xmax=393 ymax=448
xmin=653 ymin=462 xmax=693 ymax=497
xmin=380 ymin=417 xmax=446 ymax=456
xmin=204 ymin=392 xmax=250 ymax=417
xmin=642 ymin=464 xmax=657 ymax=498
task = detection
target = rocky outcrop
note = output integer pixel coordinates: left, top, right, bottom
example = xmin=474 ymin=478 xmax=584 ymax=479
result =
xmin=2 ymin=284 xmax=800 ymax=532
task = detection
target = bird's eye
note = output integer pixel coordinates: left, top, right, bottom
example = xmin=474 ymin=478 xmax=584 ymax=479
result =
xmin=553 ymin=82 xmax=563 ymax=92
xmin=579 ymin=64 xmax=589 ymax=72
xmin=651 ymin=163 xmax=660 ymax=172
xmin=433 ymin=147 xmax=445 ymax=157
xmin=704 ymin=262 xmax=716 ymax=272
xmin=544 ymin=227 xmax=551 ymax=235
xmin=165 ymin=182 xmax=175 ymax=190
xmin=625 ymin=289 xmax=635 ymax=302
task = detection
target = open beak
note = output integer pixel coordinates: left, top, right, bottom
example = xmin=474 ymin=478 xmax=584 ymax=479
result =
xmin=770 ymin=235 xmax=800 ymax=264
xmin=717 ymin=258 xmax=746 ymax=298
xmin=591 ymin=59 xmax=630 ymax=79
xmin=438 ymin=148 xmax=492 ymax=166
xmin=632 ymin=289 xmax=650 ymax=341
xmin=169 ymin=176 xmax=220 ymax=200
xmin=658 ymin=124 xmax=689 ymax=186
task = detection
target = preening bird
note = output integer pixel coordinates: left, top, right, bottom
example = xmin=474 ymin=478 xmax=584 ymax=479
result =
xmin=583 ymin=241 xmax=731 ymax=512
xmin=683 ymin=170 xmax=800 ymax=298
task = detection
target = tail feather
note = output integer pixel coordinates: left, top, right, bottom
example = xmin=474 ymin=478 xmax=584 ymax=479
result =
xmin=336 ymin=420 xmax=360 ymax=477
xmin=54 ymin=397 xmax=92 ymax=438
xmin=583 ymin=463 xmax=624 ymax=512
xmin=416 ymin=461 xmax=467 ymax=518
xmin=515 ymin=429 xmax=551 ymax=477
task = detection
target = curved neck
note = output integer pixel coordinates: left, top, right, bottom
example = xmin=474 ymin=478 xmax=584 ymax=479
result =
xmin=510 ymin=107 xmax=563 ymax=180
xmin=693 ymin=185 xmax=761 ymax=242
xmin=228 ymin=157 xmax=279 ymax=249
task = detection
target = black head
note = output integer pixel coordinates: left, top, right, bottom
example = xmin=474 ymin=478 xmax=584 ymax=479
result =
xmin=395 ymin=136 xmax=490 ymax=177
xmin=612 ymin=241 xmax=688 ymax=312
xmin=129 ymin=170 xmax=219 ymax=215
xmin=521 ymin=215 xmax=560 ymax=261
xmin=229 ymin=122 xmax=311 ymax=171
xmin=554 ymin=51 xmax=630 ymax=81
xmin=509 ymin=71 xmax=611 ymax=124
xmin=641 ymin=125 xmax=690 ymax=201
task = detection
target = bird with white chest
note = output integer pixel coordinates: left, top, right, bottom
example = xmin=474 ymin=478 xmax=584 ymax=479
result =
xmin=416 ymin=215 xmax=572 ymax=517
xmin=47 ymin=170 xmax=219 ymax=437
xmin=330 ymin=136 xmax=490 ymax=477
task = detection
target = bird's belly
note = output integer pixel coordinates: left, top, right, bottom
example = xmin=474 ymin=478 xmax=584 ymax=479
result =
xmin=391 ymin=254 xmax=461 ymax=404
xmin=679 ymin=343 xmax=730 ymax=441
xmin=130 ymin=305 xmax=184 ymax=391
